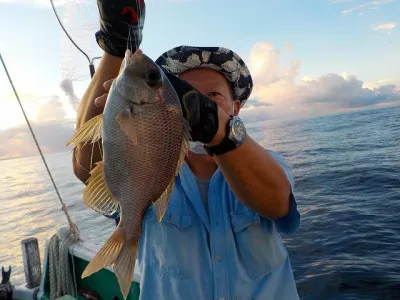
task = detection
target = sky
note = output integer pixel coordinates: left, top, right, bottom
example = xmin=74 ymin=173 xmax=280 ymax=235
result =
xmin=0 ymin=0 xmax=399 ymax=159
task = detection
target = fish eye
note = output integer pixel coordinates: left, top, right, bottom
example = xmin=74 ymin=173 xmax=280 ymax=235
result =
xmin=145 ymin=69 xmax=161 ymax=87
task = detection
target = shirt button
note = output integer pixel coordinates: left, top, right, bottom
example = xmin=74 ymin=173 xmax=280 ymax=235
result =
xmin=216 ymin=255 xmax=222 ymax=261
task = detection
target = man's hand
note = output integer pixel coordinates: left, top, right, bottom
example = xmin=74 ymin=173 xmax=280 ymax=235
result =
xmin=164 ymin=72 xmax=219 ymax=144
xmin=93 ymin=73 xmax=220 ymax=145
xmin=96 ymin=0 xmax=146 ymax=57
xmin=93 ymin=79 xmax=113 ymax=109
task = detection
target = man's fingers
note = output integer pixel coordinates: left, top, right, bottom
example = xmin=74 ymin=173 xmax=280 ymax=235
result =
xmin=95 ymin=79 xmax=114 ymax=108
xmin=95 ymin=93 xmax=108 ymax=108
xmin=103 ymin=79 xmax=114 ymax=91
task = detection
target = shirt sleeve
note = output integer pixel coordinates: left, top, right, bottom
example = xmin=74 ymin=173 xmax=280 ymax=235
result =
xmin=266 ymin=150 xmax=301 ymax=235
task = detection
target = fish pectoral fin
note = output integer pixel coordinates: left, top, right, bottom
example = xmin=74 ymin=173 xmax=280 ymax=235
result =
xmin=116 ymin=113 xmax=138 ymax=145
xmin=67 ymin=114 xmax=104 ymax=146
xmin=154 ymin=176 xmax=176 ymax=223
xmin=114 ymin=240 xmax=139 ymax=300
xmin=82 ymin=227 xmax=125 ymax=278
xmin=83 ymin=161 xmax=120 ymax=215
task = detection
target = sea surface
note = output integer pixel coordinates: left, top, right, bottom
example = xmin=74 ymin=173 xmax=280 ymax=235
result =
xmin=1 ymin=105 xmax=399 ymax=299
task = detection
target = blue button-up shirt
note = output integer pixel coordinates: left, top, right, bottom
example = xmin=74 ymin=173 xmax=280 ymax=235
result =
xmin=136 ymin=150 xmax=300 ymax=300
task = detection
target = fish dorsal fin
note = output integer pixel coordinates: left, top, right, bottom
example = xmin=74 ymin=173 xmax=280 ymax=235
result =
xmin=67 ymin=114 xmax=104 ymax=146
xmin=153 ymin=127 xmax=190 ymax=222
xmin=83 ymin=161 xmax=120 ymax=215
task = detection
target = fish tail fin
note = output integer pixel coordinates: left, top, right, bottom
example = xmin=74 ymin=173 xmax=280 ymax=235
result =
xmin=114 ymin=240 xmax=139 ymax=300
xmin=81 ymin=226 xmax=124 ymax=278
xmin=82 ymin=226 xmax=138 ymax=300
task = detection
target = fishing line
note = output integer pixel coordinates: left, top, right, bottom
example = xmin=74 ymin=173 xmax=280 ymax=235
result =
xmin=136 ymin=0 xmax=142 ymax=51
xmin=0 ymin=53 xmax=80 ymax=238
xmin=50 ymin=0 xmax=101 ymax=78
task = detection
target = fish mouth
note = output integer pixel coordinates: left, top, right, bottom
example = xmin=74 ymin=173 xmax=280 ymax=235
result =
xmin=125 ymin=48 xmax=144 ymax=60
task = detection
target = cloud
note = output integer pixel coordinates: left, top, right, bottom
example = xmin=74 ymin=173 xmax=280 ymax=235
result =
xmin=244 ymin=42 xmax=301 ymax=115
xmin=371 ymin=22 xmax=397 ymax=33
xmin=0 ymin=121 xmax=75 ymax=160
xmin=240 ymin=99 xmax=273 ymax=122
xmin=245 ymin=99 xmax=273 ymax=108
xmin=0 ymin=81 xmax=90 ymax=159
xmin=36 ymin=96 xmax=66 ymax=122
xmin=0 ymin=92 xmax=78 ymax=159
xmin=299 ymin=73 xmax=399 ymax=108
xmin=0 ymin=93 xmax=52 ymax=130
xmin=2 ymin=39 xmax=399 ymax=158
xmin=363 ymin=78 xmax=400 ymax=89
xmin=340 ymin=0 xmax=394 ymax=15
xmin=248 ymin=42 xmax=301 ymax=89
xmin=239 ymin=42 xmax=400 ymax=122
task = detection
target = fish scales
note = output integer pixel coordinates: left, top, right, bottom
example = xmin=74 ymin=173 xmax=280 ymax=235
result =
xmin=104 ymin=102 xmax=185 ymax=234
xmin=67 ymin=49 xmax=190 ymax=299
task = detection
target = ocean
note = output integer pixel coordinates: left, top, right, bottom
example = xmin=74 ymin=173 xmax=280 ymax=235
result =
xmin=1 ymin=105 xmax=399 ymax=299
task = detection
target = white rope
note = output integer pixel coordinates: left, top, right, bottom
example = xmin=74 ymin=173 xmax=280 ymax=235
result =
xmin=1 ymin=52 xmax=83 ymax=299
xmin=48 ymin=227 xmax=81 ymax=300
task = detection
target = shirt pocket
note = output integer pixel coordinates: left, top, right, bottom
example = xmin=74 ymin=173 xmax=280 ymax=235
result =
xmin=142 ymin=205 xmax=194 ymax=280
xmin=230 ymin=210 xmax=288 ymax=280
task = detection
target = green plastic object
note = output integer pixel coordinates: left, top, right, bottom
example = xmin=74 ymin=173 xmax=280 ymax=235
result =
xmin=56 ymin=296 xmax=77 ymax=300
xmin=41 ymin=254 xmax=140 ymax=300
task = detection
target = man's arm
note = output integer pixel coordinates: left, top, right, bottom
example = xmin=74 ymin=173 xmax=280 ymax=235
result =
xmin=71 ymin=0 xmax=145 ymax=183
xmin=163 ymin=74 xmax=294 ymax=220
xmin=208 ymin=109 xmax=293 ymax=220
xmin=72 ymin=53 xmax=123 ymax=184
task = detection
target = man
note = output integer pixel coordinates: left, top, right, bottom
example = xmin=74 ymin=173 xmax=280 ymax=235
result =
xmin=72 ymin=0 xmax=301 ymax=299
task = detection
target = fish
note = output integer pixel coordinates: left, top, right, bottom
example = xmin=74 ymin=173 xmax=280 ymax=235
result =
xmin=67 ymin=48 xmax=190 ymax=299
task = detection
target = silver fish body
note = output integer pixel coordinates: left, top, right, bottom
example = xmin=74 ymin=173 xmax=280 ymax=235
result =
xmin=103 ymin=50 xmax=187 ymax=236
xmin=67 ymin=49 xmax=190 ymax=299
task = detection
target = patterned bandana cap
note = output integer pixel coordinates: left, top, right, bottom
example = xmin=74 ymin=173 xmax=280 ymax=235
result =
xmin=155 ymin=46 xmax=253 ymax=107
